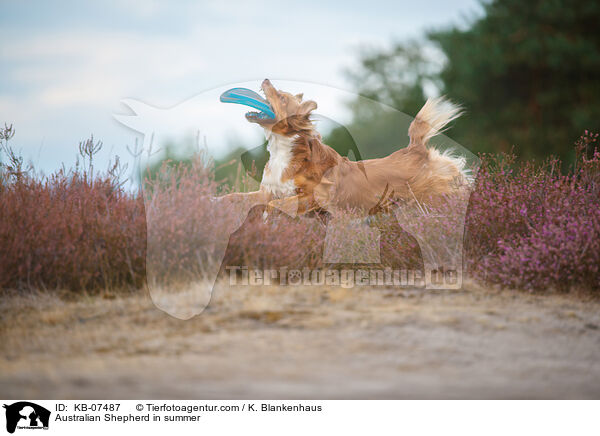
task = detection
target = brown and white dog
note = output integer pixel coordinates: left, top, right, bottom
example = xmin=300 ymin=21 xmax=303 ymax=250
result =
xmin=220 ymin=79 xmax=469 ymax=217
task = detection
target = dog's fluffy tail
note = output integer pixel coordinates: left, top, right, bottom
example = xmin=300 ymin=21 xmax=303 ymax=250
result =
xmin=408 ymin=96 xmax=462 ymax=147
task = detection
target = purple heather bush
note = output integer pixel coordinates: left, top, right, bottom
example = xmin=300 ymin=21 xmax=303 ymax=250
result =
xmin=466 ymin=131 xmax=600 ymax=290
xmin=0 ymin=133 xmax=146 ymax=291
xmin=1 ymin=124 xmax=599 ymax=293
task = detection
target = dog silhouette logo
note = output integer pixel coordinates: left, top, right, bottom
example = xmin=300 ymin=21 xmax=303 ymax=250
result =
xmin=3 ymin=402 xmax=50 ymax=433
xmin=115 ymin=80 xmax=479 ymax=319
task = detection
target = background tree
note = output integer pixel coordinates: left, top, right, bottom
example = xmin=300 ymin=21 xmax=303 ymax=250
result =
xmin=327 ymin=0 xmax=600 ymax=162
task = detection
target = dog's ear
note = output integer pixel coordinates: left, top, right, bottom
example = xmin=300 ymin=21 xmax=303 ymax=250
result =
xmin=298 ymin=100 xmax=317 ymax=116
xmin=295 ymin=93 xmax=304 ymax=101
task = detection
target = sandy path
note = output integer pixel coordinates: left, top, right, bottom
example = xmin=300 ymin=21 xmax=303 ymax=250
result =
xmin=1 ymin=282 xmax=599 ymax=399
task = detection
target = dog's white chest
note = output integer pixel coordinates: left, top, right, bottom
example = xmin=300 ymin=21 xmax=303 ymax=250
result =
xmin=261 ymin=132 xmax=297 ymax=198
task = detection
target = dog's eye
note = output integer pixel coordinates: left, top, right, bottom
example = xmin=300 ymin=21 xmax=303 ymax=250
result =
xmin=280 ymin=96 xmax=286 ymax=103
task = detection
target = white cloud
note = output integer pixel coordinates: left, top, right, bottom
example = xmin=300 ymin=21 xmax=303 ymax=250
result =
xmin=4 ymin=31 xmax=208 ymax=107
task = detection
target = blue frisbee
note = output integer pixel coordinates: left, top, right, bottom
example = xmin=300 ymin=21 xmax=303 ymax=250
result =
xmin=220 ymin=87 xmax=276 ymax=120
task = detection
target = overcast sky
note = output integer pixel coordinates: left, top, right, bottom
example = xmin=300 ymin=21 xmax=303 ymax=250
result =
xmin=0 ymin=0 xmax=483 ymax=175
